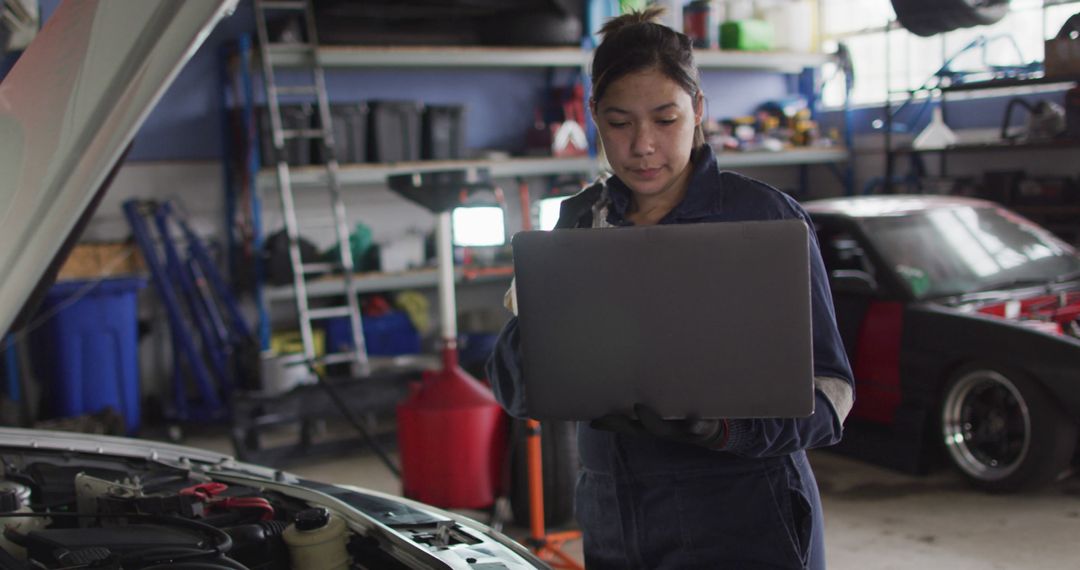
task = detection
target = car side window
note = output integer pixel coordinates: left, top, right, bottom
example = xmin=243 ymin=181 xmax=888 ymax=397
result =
xmin=817 ymin=226 xmax=875 ymax=277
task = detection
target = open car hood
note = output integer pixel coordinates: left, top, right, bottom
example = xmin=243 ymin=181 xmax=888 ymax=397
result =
xmin=0 ymin=0 xmax=237 ymax=335
xmin=0 ymin=428 xmax=544 ymax=568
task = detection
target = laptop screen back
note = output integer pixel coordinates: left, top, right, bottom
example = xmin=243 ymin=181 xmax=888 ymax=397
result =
xmin=511 ymin=219 xmax=815 ymax=421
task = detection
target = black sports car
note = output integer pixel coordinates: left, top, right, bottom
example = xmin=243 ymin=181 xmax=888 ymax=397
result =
xmin=806 ymin=195 xmax=1080 ymax=492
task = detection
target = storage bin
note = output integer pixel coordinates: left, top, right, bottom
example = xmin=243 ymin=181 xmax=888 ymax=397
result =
xmin=314 ymin=103 xmax=368 ymax=164
xmin=258 ymin=103 xmax=315 ymax=166
xmin=422 ymin=105 xmax=466 ymax=160
xmin=459 ymin=333 xmax=498 ymax=371
xmin=28 ymin=278 xmax=146 ymax=434
xmin=367 ymin=101 xmax=422 ymax=163
xmin=324 ymin=312 xmax=420 ymax=356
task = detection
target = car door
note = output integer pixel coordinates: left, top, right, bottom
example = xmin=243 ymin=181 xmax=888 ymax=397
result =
xmin=815 ymin=217 xmax=904 ymax=424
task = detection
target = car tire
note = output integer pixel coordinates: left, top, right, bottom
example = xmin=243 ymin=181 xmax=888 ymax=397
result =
xmin=891 ymin=0 xmax=1010 ymax=37
xmin=941 ymin=365 xmax=1076 ymax=492
xmin=509 ymin=419 xmax=579 ymax=528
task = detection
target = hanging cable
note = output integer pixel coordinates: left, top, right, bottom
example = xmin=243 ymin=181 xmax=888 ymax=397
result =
xmin=306 ymin=361 xmax=402 ymax=478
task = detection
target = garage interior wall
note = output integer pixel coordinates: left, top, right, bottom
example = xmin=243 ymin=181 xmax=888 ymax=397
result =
xmin=14 ymin=0 xmax=1078 ymax=399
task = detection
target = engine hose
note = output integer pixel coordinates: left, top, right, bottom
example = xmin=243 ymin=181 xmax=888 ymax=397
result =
xmin=0 ymin=512 xmax=232 ymax=556
xmin=308 ymin=362 xmax=403 ymax=478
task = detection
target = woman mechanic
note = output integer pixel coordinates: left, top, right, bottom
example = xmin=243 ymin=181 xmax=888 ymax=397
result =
xmin=487 ymin=8 xmax=854 ymax=569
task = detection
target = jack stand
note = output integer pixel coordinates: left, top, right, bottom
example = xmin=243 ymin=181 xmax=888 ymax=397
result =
xmin=525 ymin=418 xmax=583 ymax=569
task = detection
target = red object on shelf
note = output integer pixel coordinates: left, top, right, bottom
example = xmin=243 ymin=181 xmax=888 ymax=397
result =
xmin=397 ymin=347 xmax=508 ymax=509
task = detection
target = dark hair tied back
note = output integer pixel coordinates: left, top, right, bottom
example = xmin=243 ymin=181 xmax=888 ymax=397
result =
xmin=591 ymin=6 xmax=704 ymax=146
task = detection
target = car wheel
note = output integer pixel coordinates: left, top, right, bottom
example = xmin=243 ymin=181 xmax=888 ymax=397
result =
xmin=509 ymin=419 xmax=579 ymax=528
xmin=941 ymin=366 xmax=1076 ymax=492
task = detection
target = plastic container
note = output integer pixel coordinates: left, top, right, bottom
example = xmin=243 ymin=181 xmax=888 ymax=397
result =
xmin=397 ymin=366 xmax=508 ymax=509
xmin=0 ymin=481 xmax=46 ymax=560
xmin=683 ymin=0 xmax=715 ymax=49
xmin=28 ymin=277 xmax=146 ymax=434
xmin=283 ymin=508 xmax=350 ymax=570
xmin=422 ymin=105 xmax=466 ymax=160
xmin=314 ymin=103 xmax=368 ymax=164
xmin=458 ymin=333 xmax=498 ymax=371
xmin=324 ymin=312 xmax=420 ymax=357
xmin=258 ymin=103 xmax=314 ymax=166
xmin=367 ymin=100 xmax=422 ymax=163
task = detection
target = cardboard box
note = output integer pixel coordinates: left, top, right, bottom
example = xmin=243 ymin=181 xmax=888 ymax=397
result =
xmin=57 ymin=242 xmax=145 ymax=281
xmin=1044 ymin=37 xmax=1080 ymax=78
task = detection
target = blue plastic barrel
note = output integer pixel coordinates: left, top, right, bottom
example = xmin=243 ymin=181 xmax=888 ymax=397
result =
xmin=29 ymin=277 xmax=146 ymax=434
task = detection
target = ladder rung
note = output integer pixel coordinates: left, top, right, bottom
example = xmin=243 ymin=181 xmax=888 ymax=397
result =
xmin=282 ymin=128 xmax=324 ymax=139
xmin=274 ymin=85 xmax=319 ymax=96
xmin=276 ymin=353 xmax=311 ymax=366
xmin=321 ymin=352 xmax=360 ymax=366
xmin=308 ymin=307 xmax=354 ymax=320
xmin=260 ymin=0 xmax=306 ymax=10
xmin=267 ymin=43 xmax=316 ymax=53
xmin=301 ymin=262 xmax=337 ymax=274
xmin=277 ymin=351 xmax=357 ymax=367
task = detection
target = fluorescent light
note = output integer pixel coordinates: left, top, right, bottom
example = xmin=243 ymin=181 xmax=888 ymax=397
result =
xmin=452 ymin=206 xmax=506 ymax=247
xmin=538 ymin=196 xmax=569 ymax=231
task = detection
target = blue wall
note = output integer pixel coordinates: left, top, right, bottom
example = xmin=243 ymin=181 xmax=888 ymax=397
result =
xmin=24 ymin=1 xmax=791 ymax=162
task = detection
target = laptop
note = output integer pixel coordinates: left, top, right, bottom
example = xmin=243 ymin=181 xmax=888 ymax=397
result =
xmin=510 ymin=219 xmax=815 ymax=421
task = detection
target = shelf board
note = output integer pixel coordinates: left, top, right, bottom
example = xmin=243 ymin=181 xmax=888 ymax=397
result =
xmin=694 ymin=49 xmax=833 ymax=72
xmin=259 ymin=156 xmax=598 ymax=189
xmin=892 ymin=139 xmax=1080 ymax=154
xmin=266 ymin=265 xmax=514 ymax=302
xmin=712 ymin=147 xmax=849 ymax=168
xmin=258 ymin=149 xmax=847 ymax=189
xmin=266 ymin=45 xmax=832 ymax=72
xmin=939 ymin=74 xmax=1080 ymax=93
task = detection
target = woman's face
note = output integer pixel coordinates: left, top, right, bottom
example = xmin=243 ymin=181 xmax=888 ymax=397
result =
xmin=592 ymin=67 xmax=702 ymax=199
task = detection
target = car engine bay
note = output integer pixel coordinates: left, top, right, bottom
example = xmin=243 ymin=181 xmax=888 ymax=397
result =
xmin=0 ymin=444 xmax=538 ymax=569
xmin=971 ymin=290 xmax=1080 ymax=339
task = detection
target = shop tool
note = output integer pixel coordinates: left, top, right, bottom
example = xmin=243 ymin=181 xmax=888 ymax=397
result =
xmin=124 ymin=200 xmax=259 ymax=423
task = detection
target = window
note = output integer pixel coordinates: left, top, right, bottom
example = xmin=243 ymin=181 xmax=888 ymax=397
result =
xmin=819 ymin=0 xmax=1080 ymax=107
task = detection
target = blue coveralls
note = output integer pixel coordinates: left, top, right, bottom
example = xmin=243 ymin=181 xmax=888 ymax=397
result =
xmin=487 ymin=145 xmax=854 ymax=569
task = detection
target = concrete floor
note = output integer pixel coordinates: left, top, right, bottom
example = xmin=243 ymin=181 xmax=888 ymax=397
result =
xmin=184 ymin=432 xmax=1080 ymax=569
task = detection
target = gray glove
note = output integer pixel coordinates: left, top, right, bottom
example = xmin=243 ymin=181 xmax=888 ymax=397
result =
xmin=590 ymin=404 xmax=728 ymax=448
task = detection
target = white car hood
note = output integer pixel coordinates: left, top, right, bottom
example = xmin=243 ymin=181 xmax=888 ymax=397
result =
xmin=0 ymin=0 xmax=237 ymax=335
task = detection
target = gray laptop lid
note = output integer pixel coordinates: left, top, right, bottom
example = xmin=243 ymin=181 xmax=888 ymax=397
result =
xmin=511 ymin=219 xmax=814 ymax=421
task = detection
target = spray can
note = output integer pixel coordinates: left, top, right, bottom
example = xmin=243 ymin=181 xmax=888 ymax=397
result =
xmin=283 ymin=508 xmax=351 ymax=570
xmin=683 ymin=0 xmax=715 ymax=49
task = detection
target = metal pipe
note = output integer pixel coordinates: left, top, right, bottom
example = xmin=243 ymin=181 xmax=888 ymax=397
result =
xmin=436 ymin=212 xmax=457 ymax=342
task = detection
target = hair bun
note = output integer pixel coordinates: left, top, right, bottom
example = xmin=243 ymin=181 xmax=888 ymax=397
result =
xmin=598 ymin=5 xmax=666 ymax=38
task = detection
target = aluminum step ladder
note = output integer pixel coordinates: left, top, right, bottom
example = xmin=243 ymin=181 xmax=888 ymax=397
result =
xmin=253 ymin=0 xmax=368 ymax=374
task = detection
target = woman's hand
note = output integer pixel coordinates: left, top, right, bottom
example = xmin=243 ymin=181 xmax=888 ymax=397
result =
xmin=590 ymin=404 xmax=728 ymax=448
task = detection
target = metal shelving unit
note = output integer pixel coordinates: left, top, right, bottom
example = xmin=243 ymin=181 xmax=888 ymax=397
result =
xmin=265 ymin=44 xmax=833 ymax=72
xmin=257 ymin=156 xmax=599 ymax=190
xmin=229 ymin=40 xmax=849 ymax=347
xmin=265 ymin=265 xmax=514 ymax=302
xmin=256 ymin=147 xmax=848 ymax=190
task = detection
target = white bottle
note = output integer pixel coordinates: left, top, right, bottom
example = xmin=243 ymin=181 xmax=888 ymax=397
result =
xmin=0 ymin=481 xmax=47 ymax=560
xmin=283 ymin=508 xmax=351 ymax=570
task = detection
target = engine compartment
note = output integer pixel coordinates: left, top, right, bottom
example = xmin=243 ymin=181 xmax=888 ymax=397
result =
xmin=973 ymin=290 xmax=1080 ymax=339
xmin=0 ymin=446 xmax=532 ymax=570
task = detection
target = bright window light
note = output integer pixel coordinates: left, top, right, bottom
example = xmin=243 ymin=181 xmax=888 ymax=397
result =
xmin=452 ymin=206 xmax=506 ymax=247
xmin=538 ymin=196 xmax=569 ymax=231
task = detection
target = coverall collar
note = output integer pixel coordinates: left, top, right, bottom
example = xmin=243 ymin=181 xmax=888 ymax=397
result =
xmin=605 ymin=144 xmax=721 ymax=226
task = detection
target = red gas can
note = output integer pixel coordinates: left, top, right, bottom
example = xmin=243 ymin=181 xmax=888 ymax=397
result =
xmin=397 ymin=357 xmax=508 ymax=509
